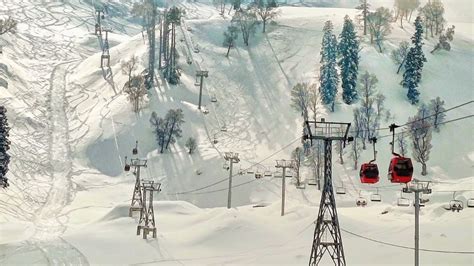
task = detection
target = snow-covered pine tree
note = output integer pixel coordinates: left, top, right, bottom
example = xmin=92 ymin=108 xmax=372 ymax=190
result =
xmin=319 ymin=21 xmax=339 ymax=112
xmin=402 ymin=16 xmax=426 ymax=104
xmin=0 ymin=106 xmax=11 ymax=188
xmin=338 ymin=15 xmax=359 ymax=105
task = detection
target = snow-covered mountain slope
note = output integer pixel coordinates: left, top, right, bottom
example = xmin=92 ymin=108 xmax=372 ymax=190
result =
xmin=0 ymin=0 xmax=472 ymax=265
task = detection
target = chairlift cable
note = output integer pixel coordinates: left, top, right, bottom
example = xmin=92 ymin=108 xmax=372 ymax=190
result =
xmin=166 ymin=136 xmax=301 ymax=195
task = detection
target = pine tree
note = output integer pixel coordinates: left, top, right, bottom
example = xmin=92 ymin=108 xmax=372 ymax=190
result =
xmin=338 ymin=15 xmax=359 ymax=105
xmin=319 ymin=21 xmax=339 ymax=112
xmin=402 ymin=16 xmax=426 ymax=104
xmin=0 ymin=106 xmax=11 ymax=188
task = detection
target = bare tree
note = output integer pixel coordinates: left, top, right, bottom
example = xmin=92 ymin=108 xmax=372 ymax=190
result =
xmin=374 ymin=93 xmax=385 ymax=120
xmin=290 ymin=82 xmax=310 ymax=120
xmin=0 ymin=17 xmax=17 ymax=35
xmin=397 ymin=131 xmax=408 ymax=157
xmin=428 ymin=97 xmax=446 ymax=131
xmin=121 ymin=56 xmax=139 ymax=86
xmin=185 ymin=137 xmax=197 ymax=154
xmin=252 ymin=0 xmax=280 ymax=33
xmin=355 ymin=0 xmax=370 ymax=36
xmin=232 ymin=8 xmax=258 ymax=46
xmin=223 ymin=24 xmax=239 ymax=57
xmin=408 ymin=106 xmax=433 ymax=176
xmin=292 ymin=147 xmax=304 ymax=187
xmin=391 ymin=41 xmax=410 ymax=74
xmin=431 ymin=25 xmax=455 ymax=54
xmin=308 ymin=83 xmax=322 ymax=122
xmin=350 ymin=138 xmax=362 ymax=170
xmin=335 ymin=139 xmax=345 ymax=164
xmin=367 ymin=7 xmax=392 ymax=52
xmin=124 ymin=75 xmax=147 ymax=113
xmin=358 ymin=71 xmax=379 ymax=147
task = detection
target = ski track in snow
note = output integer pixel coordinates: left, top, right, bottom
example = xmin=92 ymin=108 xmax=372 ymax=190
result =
xmin=0 ymin=0 xmax=91 ymax=264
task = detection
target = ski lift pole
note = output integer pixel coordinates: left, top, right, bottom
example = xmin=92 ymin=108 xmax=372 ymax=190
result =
xmin=403 ymin=180 xmax=432 ymax=266
xmin=224 ymin=152 xmax=239 ymax=209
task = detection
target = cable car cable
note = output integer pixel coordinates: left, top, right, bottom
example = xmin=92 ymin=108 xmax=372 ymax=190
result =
xmin=349 ymin=100 xmax=473 ymax=135
xmin=340 ymin=228 xmax=474 ymax=254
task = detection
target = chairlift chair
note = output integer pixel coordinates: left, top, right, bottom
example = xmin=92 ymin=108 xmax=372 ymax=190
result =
xmin=285 ymin=170 xmax=293 ymax=178
xmin=255 ymin=172 xmax=263 ymax=179
xmin=467 ymin=198 xmax=474 ymax=208
xmin=223 ymin=162 xmax=230 ymax=171
xmin=246 ymin=169 xmax=255 ymax=174
xmin=211 ymin=95 xmax=217 ymax=102
xmin=446 ymin=192 xmax=464 ymax=212
xmin=273 ymin=170 xmax=282 ymax=178
xmin=449 ymin=200 xmax=464 ymax=212
xmin=307 ymin=179 xmax=318 ymax=186
xmin=356 ymin=192 xmax=367 ymax=207
xmin=397 ymin=191 xmax=411 ymax=207
xmin=264 ymin=171 xmax=272 ymax=177
xmin=370 ymin=188 xmax=382 ymax=202
xmin=220 ymin=124 xmax=227 ymax=132
xmin=336 ymin=186 xmax=346 ymax=195
xmin=202 ymin=107 xmax=209 ymax=114
xmin=296 ymin=183 xmax=306 ymax=189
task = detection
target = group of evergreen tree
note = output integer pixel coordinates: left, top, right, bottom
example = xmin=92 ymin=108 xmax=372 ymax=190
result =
xmin=319 ymin=16 xmax=360 ymax=111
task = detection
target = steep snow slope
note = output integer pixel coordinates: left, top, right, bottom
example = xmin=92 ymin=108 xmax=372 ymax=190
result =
xmin=0 ymin=0 xmax=472 ymax=265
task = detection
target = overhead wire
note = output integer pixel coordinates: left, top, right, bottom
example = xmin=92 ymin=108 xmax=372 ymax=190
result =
xmin=340 ymin=228 xmax=474 ymax=254
xmin=166 ymin=102 xmax=473 ymax=196
xmin=166 ymin=136 xmax=302 ymax=195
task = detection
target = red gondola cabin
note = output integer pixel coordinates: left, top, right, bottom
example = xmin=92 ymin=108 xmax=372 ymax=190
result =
xmin=388 ymin=157 xmax=413 ymax=183
xmin=360 ymin=163 xmax=379 ymax=184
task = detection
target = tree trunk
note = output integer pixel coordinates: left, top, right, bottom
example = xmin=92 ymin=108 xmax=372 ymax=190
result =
xmin=363 ymin=8 xmax=367 ymax=36
xmin=400 ymin=14 xmax=403 ymax=28
xmin=421 ymin=162 xmax=427 ymax=176
xmin=396 ymin=56 xmax=407 ymax=74
xmin=377 ymin=40 xmax=383 ymax=53
xmin=165 ymin=122 xmax=176 ymax=149
xmin=262 ymin=19 xmax=266 ymax=33
xmin=331 ymin=101 xmax=335 ymax=112
xmin=430 ymin=45 xmax=439 ymax=54
xmin=226 ymin=43 xmax=231 ymax=57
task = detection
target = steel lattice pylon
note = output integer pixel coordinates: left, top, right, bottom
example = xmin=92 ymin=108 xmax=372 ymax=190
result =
xmin=309 ymin=139 xmax=346 ymax=266
xmin=304 ymin=119 xmax=352 ymax=266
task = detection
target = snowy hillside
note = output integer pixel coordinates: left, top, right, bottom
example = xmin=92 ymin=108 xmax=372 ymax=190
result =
xmin=0 ymin=0 xmax=472 ymax=265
